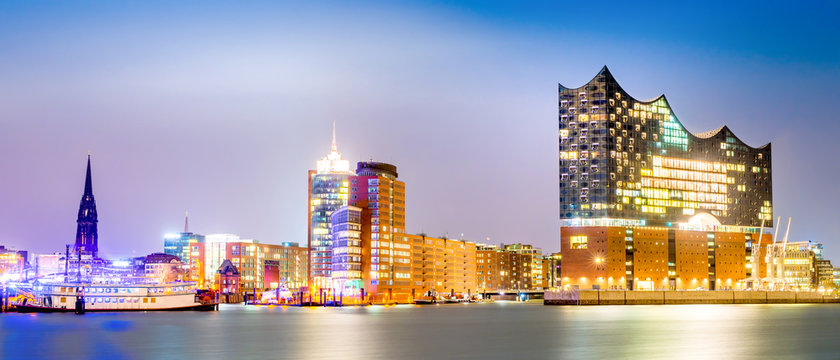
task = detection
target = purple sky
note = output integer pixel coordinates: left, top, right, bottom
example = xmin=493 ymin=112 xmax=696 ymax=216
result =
xmin=1 ymin=2 xmax=839 ymax=261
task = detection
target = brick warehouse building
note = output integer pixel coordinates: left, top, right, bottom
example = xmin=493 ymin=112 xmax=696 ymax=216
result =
xmin=559 ymin=67 xmax=774 ymax=290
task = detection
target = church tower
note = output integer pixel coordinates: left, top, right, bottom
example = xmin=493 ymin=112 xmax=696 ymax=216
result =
xmin=74 ymin=154 xmax=99 ymax=258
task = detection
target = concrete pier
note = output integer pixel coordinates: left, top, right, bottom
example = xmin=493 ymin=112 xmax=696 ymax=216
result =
xmin=545 ymin=290 xmax=840 ymax=305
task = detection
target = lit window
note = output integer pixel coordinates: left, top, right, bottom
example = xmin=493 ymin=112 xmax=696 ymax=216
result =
xmin=571 ymin=236 xmax=588 ymax=250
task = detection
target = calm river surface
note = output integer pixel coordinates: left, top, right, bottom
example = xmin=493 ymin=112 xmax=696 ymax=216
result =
xmin=2 ymin=302 xmax=839 ymax=359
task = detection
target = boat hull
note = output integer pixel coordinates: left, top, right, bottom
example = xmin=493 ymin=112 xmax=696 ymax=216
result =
xmin=413 ymin=300 xmax=440 ymax=305
xmin=14 ymin=303 xmax=217 ymax=313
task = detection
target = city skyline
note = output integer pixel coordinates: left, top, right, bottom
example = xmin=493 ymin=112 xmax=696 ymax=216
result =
xmin=2 ymin=1 xmax=840 ymax=261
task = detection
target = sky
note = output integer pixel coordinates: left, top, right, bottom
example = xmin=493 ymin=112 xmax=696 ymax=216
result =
xmin=1 ymin=1 xmax=839 ymax=260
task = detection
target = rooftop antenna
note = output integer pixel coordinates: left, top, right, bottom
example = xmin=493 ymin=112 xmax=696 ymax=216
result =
xmin=184 ymin=211 xmax=190 ymax=233
xmin=331 ymin=121 xmax=338 ymax=153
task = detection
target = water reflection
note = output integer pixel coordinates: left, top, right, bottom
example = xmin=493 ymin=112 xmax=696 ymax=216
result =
xmin=1 ymin=303 xmax=838 ymax=359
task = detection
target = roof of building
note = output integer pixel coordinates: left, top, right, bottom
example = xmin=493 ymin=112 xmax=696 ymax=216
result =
xmin=558 ymin=65 xmax=770 ymax=150
xmin=217 ymin=259 xmax=240 ymax=275
xmin=144 ymin=252 xmax=181 ymax=264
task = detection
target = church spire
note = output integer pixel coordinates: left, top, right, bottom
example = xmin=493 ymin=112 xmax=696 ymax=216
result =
xmin=75 ymin=153 xmax=99 ymax=258
xmin=84 ymin=153 xmax=93 ymax=196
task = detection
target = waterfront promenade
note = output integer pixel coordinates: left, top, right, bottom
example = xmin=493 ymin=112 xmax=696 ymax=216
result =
xmin=546 ymin=290 xmax=840 ymax=305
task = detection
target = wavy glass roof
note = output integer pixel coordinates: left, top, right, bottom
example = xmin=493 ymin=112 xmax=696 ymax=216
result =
xmin=560 ymin=66 xmax=770 ymax=150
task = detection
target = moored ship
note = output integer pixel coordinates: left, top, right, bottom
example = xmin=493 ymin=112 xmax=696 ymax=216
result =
xmin=13 ymin=281 xmax=217 ymax=312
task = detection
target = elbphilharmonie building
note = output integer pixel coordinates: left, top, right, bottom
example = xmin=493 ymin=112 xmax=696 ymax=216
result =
xmin=559 ymin=67 xmax=774 ymax=291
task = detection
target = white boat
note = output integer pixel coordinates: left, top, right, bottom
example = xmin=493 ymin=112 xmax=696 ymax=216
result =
xmin=13 ymin=281 xmax=217 ymax=312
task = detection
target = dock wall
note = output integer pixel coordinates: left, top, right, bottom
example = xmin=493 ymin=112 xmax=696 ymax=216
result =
xmin=545 ymin=290 xmax=840 ymax=305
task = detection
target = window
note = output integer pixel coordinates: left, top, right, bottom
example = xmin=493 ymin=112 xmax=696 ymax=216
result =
xmin=571 ymin=235 xmax=588 ymax=249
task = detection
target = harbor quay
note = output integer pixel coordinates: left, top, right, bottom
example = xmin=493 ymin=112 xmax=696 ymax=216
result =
xmin=545 ymin=289 xmax=840 ymax=305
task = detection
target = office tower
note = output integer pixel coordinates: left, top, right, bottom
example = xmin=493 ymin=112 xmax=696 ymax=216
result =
xmin=329 ymin=205 xmax=363 ymax=295
xmin=308 ymin=123 xmax=353 ymax=291
xmin=349 ymin=162 xmax=408 ymax=302
xmin=163 ymin=212 xmax=205 ymax=278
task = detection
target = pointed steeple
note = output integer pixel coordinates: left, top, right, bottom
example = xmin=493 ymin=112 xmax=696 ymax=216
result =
xmin=75 ymin=153 xmax=99 ymax=258
xmin=84 ymin=152 xmax=93 ymax=197
xmin=331 ymin=121 xmax=338 ymax=153
xmin=184 ymin=211 xmax=190 ymax=233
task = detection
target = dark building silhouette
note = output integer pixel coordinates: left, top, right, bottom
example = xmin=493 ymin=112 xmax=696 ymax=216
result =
xmin=74 ymin=154 xmax=99 ymax=258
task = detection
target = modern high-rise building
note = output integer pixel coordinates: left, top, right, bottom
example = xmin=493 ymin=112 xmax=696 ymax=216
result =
xmin=330 ymin=162 xmax=411 ymax=302
xmin=559 ymin=67 xmax=774 ymax=290
xmin=75 ymin=154 xmax=99 ymax=258
xmin=308 ymin=123 xmax=353 ymax=291
xmin=329 ymin=205 xmax=364 ymax=295
xmin=349 ymin=162 xmax=408 ymax=302
xmin=163 ymin=212 xmax=205 ymax=277
xmin=559 ymin=66 xmax=772 ymax=227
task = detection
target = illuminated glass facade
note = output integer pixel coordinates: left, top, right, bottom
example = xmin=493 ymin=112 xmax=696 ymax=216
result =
xmin=308 ymin=123 xmax=353 ymax=289
xmin=330 ymin=205 xmax=363 ymax=294
xmin=309 ymin=173 xmax=351 ymax=287
xmin=163 ymin=232 xmax=205 ymax=268
xmin=559 ymin=67 xmax=772 ymax=228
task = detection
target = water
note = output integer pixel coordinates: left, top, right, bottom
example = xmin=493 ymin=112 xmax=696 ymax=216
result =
xmin=1 ymin=302 xmax=839 ymax=359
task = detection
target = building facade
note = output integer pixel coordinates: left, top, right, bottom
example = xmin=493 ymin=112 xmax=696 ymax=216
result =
xmin=833 ymin=267 xmax=840 ymax=289
xmin=308 ymin=124 xmax=353 ymax=291
xmin=0 ymin=246 xmax=26 ymax=281
xmin=329 ymin=205 xmax=364 ymax=296
xmin=559 ymin=67 xmax=774 ymax=290
xmin=405 ymin=234 xmax=477 ymax=299
xmin=216 ymin=259 xmax=240 ymax=294
xmin=329 ymin=161 xmax=486 ymax=303
xmin=163 ymin=212 xmax=205 ymax=278
xmin=190 ymin=234 xmax=308 ymax=293
xmin=475 ymin=244 xmax=555 ymax=292
xmin=349 ymin=162 xmax=409 ymax=302
xmin=816 ymin=259 xmax=833 ymax=288
xmin=767 ymin=241 xmax=822 ymax=289
xmin=143 ymin=253 xmax=186 ymax=283
xmin=543 ymin=253 xmax=562 ymax=289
